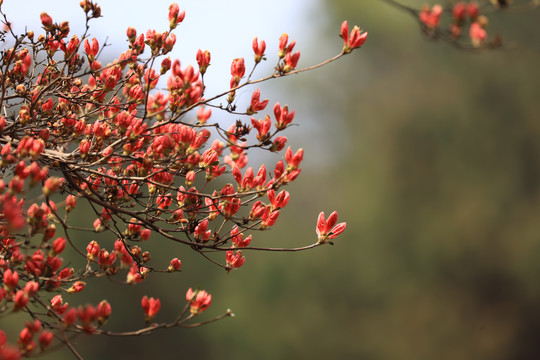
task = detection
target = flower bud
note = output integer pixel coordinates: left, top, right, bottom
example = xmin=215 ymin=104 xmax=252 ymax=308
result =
xmin=168 ymin=258 xmax=182 ymax=272
xmin=52 ymin=237 xmax=66 ymax=255
xmin=67 ymin=281 xmax=86 ymax=293
xmin=126 ymin=27 xmax=137 ymax=42
xmin=39 ymin=331 xmax=54 ymax=350
xmin=40 ymin=12 xmax=53 ymax=31
xmin=196 ymin=49 xmax=211 ymax=75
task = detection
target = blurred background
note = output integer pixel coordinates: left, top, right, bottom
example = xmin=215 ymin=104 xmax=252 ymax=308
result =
xmin=2 ymin=0 xmax=540 ymax=359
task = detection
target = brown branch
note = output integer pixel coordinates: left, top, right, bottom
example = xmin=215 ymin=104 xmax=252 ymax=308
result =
xmin=92 ymin=309 xmax=233 ymax=336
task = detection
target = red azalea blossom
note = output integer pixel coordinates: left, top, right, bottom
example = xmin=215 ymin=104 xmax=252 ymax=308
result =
xmin=469 ymin=21 xmax=487 ymax=47
xmin=226 ymin=250 xmax=245 ymax=270
xmin=247 ymin=89 xmax=269 ymax=115
xmin=168 ymin=258 xmax=182 ymax=272
xmin=186 ymin=288 xmax=212 ymax=315
xmin=168 ymin=3 xmax=185 ymax=29
xmin=316 ymin=211 xmax=347 ymax=244
xmin=341 ymin=21 xmax=368 ymax=53
xmin=252 ymin=37 xmax=266 ymax=63
xmin=141 ymin=295 xmax=161 ymax=321
xmin=196 ymin=49 xmax=211 ymax=74
xmin=230 ymin=226 xmax=252 ymax=248
xmin=67 ymin=281 xmax=86 ymax=294
xmin=230 ymin=58 xmax=245 ymax=87
xmin=419 ymin=4 xmax=444 ymax=28
xmin=453 ymin=2 xmax=467 ymax=22
xmin=51 ymin=295 xmax=69 ymax=314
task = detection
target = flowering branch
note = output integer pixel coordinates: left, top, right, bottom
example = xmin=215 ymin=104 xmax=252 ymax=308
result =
xmin=0 ymin=1 xmax=358 ymax=357
xmin=381 ymin=0 xmax=539 ymax=49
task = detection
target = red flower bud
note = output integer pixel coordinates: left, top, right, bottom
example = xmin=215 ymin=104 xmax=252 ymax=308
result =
xmin=469 ymin=21 xmax=487 ymax=47
xmin=43 ymin=177 xmax=62 ymax=196
xmin=98 ymin=249 xmax=116 ymax=268
xmin=67 ymin=281 xmax=86 ymax=293
xmin=25 ymin=319 xmax=41 ymax=334
xmin=168 ymin=3 xmax=185 ymax=29
xmin=63 ymin=308 xmax=77 ymax=327
xmin=126 ymin=27 xmax=137 ymax=42
xmin=226 ymin=250 xmax=245 ymax=270
xmin=468 ymin=2 xmax=479 ymax=19
xmin=285 ymin=147 xmax=303 ymax=170
xmin=41 ymin=98 xmax=54 ymax=112
xmin=419 ymin=5 xmax=443 ymax=29
xmin=52 ymin=237 xmax=66 ymax=255
xmin=161 ymin=57 xmax=171 ymax=74
xmin=453 ymin=2 xmax=467 ymax=22
xmin=230 ymin=58 xmax=245 ymax=87
xmin=278 ymin=33 xmax=288 ymax=58
xmin=65 ymin=194 xmax=77 ymax=212
xmin=186 ymin=288 xmax=211 ymax=315
xmin=261 ymin=209 xmax=279 ymax=228
xmin=283 ymin=51 xmax=300 ymax=72
xmin=97 ymin=300 xmax=112 ymax=323
xmin=199 ymin=148 xmax=218 ymax=168
xmin=3 ymin=269 xmax=19 ymax=289
xmin=196 ymin=49 xmax=211 ymax=75
xmin=14 ymin=289 xmax=29 ymax=310
xmin=163 ymin=33 xmax=176 ymax=53
xmin=252 ymin=37 xmax=266 ymax=63
xmin=271 ymin=136 xmax=287 ymax=152
xmin=140 ymin=228 xmax=151 ymax=241
xmin=251 ymin=115 xmax=272 ymax=141
xmin=194 ymin=219 xmax=211 ymax=242
xmin=84 ymin=37 xmax=99 ymax=61
xmin=40 ymin=12 xmax=53 ymax=31
xmin=104 ymin=74 xmax=118 ymax=91
xmin=247 ymin=89 xmax=269 ymax=115
xmin=86 ymin=240 xmax=100 ymax=260
xmin=18 ymin=327 xmax=33 ymax=348
xmin=65 ymin=35 xmax=80 ymax=57
xmin=168 ymin=258 xmax=182 ymax=272
xmin=141 ymin=295 xmax=161 ymax=321
xmin=316 ymin=211 xmax=347 ymax=243
xmin=24 ymin=281 xmax=39 ymax=296
xmin=38 ymin=331 xmax=54 ymax=350
xmin=249 ymin=201 xmax=266 ymax=221
xmin=231 ymin=226 xmax=252 ymax=248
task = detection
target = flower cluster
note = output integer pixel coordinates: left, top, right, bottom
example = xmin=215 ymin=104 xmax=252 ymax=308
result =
xmin=401 ymin=0 xmax=532 ymax=49
xmin=0 ymin=1 xmax=356 ymax=357
xmin=418 ymin=1 xmax=491 ymax=47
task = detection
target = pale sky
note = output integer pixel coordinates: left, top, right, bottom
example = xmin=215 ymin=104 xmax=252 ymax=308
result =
xmin=2 ymin=0 xmax=347 ymax=166
xmin=2 ymin=0 xmax=322 ymax=96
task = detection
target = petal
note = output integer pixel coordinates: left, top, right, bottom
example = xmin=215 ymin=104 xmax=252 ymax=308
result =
xmin=328 ymin=222 xmax=347 ymax=239
xmin=341 ymin=21 xmax=349 ymax=44
xmin=324 ymin=211 xmax=338 ymax=233
xmin=316 ymin=211 xmax=326 ymax=236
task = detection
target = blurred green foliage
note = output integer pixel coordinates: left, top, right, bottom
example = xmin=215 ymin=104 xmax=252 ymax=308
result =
xmin=21 ymin=1 xmax=540 ymax=359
